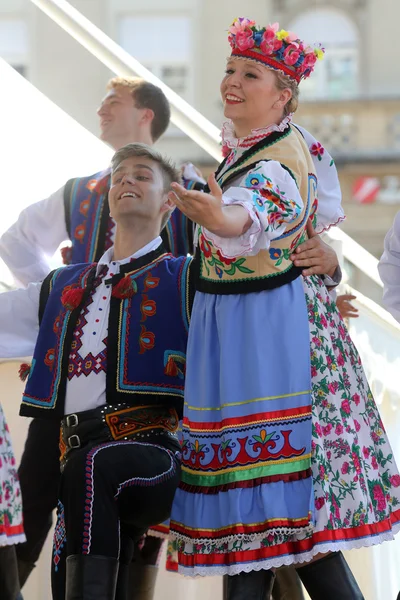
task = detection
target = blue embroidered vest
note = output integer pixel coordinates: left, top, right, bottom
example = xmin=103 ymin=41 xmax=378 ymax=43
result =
xmin=64 ymin=170 xmax=194 ymax=263
xmin=20 ymin=247 xmax=193 ymax=420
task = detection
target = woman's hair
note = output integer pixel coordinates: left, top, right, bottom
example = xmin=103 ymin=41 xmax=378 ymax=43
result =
xmin=273 ymin=71 xmax=300 ymax=117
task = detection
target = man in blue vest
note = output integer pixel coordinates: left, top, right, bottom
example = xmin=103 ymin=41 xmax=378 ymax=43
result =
xmin=0 ymin=143 xmax=194 ymax=600
xmin=0 ymin=77 xmax=193 ymax=600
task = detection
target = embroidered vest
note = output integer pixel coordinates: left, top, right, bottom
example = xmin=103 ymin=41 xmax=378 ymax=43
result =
xmin=64 ymin=170 xmax=194 ymax=263
xmin=196 ymin=126 xmax=317 ymax=294
xmin=20 ymin=248 xmax=193 ymax=420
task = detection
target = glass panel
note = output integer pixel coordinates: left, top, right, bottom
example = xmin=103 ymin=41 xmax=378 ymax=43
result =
xmin=118 ymin=16 xmax=191 ymax=62
xmin=0 ymin=19 xmax=28 ymax=56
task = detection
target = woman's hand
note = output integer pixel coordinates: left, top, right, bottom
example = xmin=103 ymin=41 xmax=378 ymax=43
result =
xmin=291 ymin=219 xmax=339 ymax=278
xmin=169 ymin=174 xmax=251 ymax=237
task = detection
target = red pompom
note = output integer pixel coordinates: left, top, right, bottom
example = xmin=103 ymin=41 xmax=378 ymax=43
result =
xmin=112 ymin=276 xmax=137 ymax=299
xmin=61 ymin=287 xmax=85 ymax=310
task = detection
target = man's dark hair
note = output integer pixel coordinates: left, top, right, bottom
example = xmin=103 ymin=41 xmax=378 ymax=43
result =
xmin=107 ymin=77 xmax=171 ymax=141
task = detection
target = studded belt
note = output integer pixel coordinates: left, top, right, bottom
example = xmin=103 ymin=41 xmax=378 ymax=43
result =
xmin=59 ymin=403 xmax=179 ymax=471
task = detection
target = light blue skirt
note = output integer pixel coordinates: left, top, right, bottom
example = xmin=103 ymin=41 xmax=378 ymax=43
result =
xmin=170 ymin=278 xmax=313 ymax=568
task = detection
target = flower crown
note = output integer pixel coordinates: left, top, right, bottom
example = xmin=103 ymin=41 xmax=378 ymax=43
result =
xmin=228 ymin=18 xmax=325 ymax=83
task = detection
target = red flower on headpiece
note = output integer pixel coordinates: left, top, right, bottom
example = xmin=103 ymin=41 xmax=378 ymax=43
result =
xmin=303 ymin=50 xmax=317 ymax=70
xmin=112 ymin=276 xmax=137 ymax=300
xmin=284 ymin=43 xmax=300 ymax=66
xmin=61 ymin=286 xmax=85 ymax=310
xmin=260 ymin=30 xmax=282 ymax=56
xmin=235 ymin=30 xmax=255 ymax=51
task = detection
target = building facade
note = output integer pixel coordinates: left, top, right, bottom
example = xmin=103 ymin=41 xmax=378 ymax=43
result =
xmin=1 ymin=0 xmax=400 ymax=264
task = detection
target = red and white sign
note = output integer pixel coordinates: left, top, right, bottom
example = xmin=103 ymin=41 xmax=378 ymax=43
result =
xmin=352 ymin=177 xmax=380 ymax=204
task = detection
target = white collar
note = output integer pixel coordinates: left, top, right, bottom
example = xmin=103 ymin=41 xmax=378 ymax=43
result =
xmin=221 ymin=115 xmax=293 ymax=149
xmin=95 ymin=236 xmax=163 ymax=275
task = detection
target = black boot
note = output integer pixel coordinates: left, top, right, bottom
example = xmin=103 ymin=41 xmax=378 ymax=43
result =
xmin=115 ymin=554 xmax=158 ymax=599
xmin=115 ymin=562 xmax=130 ymax=600
xmin=65 ymin=554 xmax=119 ymax=600
xmin=0 ymin=546 xmax=20 ymax=600
xmin=272 ymin=566 xmax=305 ymax=600
xmin=223 ymin=570 xmax=275 ymax=600
xmin=296 ymin=552 xmax=364 ymax=600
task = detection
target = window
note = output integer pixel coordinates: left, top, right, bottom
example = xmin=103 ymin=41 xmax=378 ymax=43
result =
xmin=0 ymin=19 xmax=29 ymax=78
xmin=289 ymin=9 xmax=359 ymax=100
xmin=118 ymin=15 xmax=192 ymax=101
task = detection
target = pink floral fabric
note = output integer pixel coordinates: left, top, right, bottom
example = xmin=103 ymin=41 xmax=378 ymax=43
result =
xmin=305 ymin=275 xmax=400 ymax=533
xmin=0 ymin=404 xmax=25 ymax=546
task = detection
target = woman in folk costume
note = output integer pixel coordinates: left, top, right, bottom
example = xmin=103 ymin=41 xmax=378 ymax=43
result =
xmin=0 ymin=403 xmax=25 ymax=599
xmin=168 ymin=18 xmax=400 ymax=600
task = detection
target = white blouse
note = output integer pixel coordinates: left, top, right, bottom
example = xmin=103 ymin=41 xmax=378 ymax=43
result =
xmin=221 ymin=119 xmax=344 ymax=235
xmin=379 ymin=211 xmax=400 ymax=322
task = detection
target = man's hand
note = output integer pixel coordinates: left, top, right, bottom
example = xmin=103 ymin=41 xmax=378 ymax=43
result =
xmin=336 ymin=294 xmax=359 ymax=319
xmin=181 ymin=162 xmax=205 ymax=181
xmin=291 ymin=219 xmax=339 ymax=277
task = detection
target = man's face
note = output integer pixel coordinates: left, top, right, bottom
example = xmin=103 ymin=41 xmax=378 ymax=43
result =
xmin=109 ymin=156 xmax=170 ymax=225
xmin=97 ymin=87 xmax=145 ymax=149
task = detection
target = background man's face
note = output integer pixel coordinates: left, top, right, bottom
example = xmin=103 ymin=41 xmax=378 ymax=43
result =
xmin=97 ymin=87 xmax=144 ymax=149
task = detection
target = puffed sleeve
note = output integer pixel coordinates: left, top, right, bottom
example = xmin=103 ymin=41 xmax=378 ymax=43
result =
xmin=294 ymin=125 xmax=345 ymax=233
xmin=378 ymin=211 xmax=400 ymax=322
xmin=0 ymin=282 xmax=41 ymax=358
xmin=203 ymin=160 xmax=303 ymax=259
xmin=0 ymin=185 xmax=68 ymax=287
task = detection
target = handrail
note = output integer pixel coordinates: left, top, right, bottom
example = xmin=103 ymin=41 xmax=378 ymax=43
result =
xmin=347 ymin=285 xmax=400 ymax=334
xmin=30 ymin=0 xmax=386 ymax=291
xmin=29 ymin=0 xmax=222 ymax=161
xmin=326 ymin=228 xmax=382 ymax=288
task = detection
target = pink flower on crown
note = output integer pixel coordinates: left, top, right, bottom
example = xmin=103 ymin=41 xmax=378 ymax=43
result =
xmin=263 ymin=23 xmax=279 ymax=42
xmin=260 ymin=38 xmax=274 ymax=56
xmin=229 ymin=17 xmax=256 ymax=35
xmin=285 ymin=31 xmax=299 ymax=43
xmin=284 ymin=43 xmax=300 ymax=66
xmin=235 ymin=30 xmax=255 ymax=51
xmin=303 ymin=49 xmax=317 ymax=70
xmin=260 ymin=26 xmax=282 ymax=56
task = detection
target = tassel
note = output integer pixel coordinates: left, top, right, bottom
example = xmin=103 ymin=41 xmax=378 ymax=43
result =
xmin=19 ymin=363 xmax=31 ymax=382
xmin=164 ymin=356 xmax=179 ymax=377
